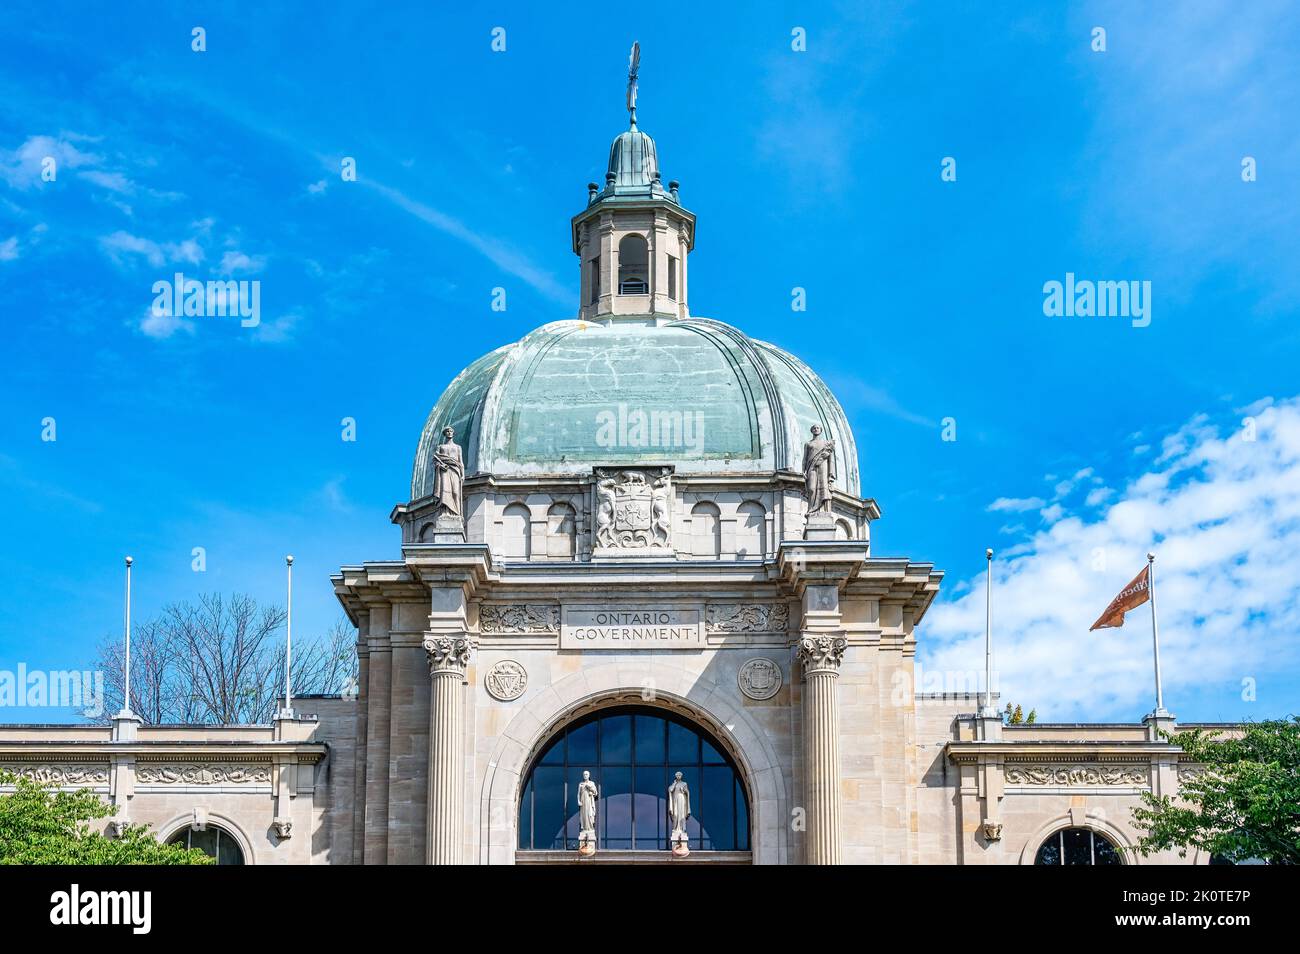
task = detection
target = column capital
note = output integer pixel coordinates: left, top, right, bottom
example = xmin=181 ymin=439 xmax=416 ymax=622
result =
xmin=423 ymin=634 xmax=475 ymax=676
xmin=797 ymin=634 xmax=847 ymax=675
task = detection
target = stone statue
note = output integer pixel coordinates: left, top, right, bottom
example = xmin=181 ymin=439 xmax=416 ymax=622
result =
xmin=668 ymin=771 xmax=691 ymax=845
xmin=433 ymin=426 xmax=464 ymax=518
xmin=650 ymin=473 xmax=671 ymax=546
xmin=577 ymin=770 xmax=599 ymax=847
xmin=801 ymin=424 xmax=837 ymax=514
xmin=594 ymin=474 xmax=616 ymax=548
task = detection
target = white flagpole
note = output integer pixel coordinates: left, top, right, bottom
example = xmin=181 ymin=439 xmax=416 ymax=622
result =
xmin=122 ymin=556 xmax=133 ymax=716
xmin=282 ymin=555 xmax=294 ymax=718
xmin=980 ymin=547 xmax=997 ymax=717
xmin=1147 ymin=552 xmax=1166 ymax=716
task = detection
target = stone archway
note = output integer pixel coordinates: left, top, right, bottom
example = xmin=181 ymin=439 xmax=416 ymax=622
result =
xmin=1017 ymin=812 xmax=1139 ymax=866
xmin=479 ymin=659 xmax=790 ymax=864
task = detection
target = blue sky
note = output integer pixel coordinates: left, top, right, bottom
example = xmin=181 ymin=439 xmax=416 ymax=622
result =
xmin=1 ymin=1 xmax=1298 ymax=723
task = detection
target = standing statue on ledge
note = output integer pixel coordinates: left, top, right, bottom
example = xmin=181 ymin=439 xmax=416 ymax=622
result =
xmin=433 ymin=426 xmax=464 ymax=519
xmin=577 ymin=770 xmax=599 ymax=854
xmin=802 ymin=424 xmax=837 ymax=514
xmin=668 ymin=771 xmax=691 ymax=853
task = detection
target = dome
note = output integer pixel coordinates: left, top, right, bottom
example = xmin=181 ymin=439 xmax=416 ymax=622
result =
xmin=607 ymin=127 xmax=659 ymax=189
xmin=411 ymin=317 xmax=860 ymax=500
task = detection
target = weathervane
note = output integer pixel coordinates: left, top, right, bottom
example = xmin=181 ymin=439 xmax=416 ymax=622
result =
xmin=626 ymin=41 xmax=640 ymax=127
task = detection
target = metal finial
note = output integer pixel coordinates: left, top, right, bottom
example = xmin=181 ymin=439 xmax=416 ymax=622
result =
xmin=626 ymin=41 xmax=640 ymax=128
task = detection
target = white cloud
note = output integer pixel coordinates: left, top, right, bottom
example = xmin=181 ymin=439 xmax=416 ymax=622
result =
xmin=138 ymin=306 xmax=194 ymax=340
xmin=0 ymin=134 xmax=99 ymax=189
xmin=219 ymin=250 xmax=266 ymax=274
xmin=100 ymin=230 xmax=204 ymax=268
xmin=0 ymin=236 xmax=17 ymax=261
xmin=988 ymin=496 xmax=1046 ymax=513
xmin=924 ymin=396 xmax=1300 ymax=720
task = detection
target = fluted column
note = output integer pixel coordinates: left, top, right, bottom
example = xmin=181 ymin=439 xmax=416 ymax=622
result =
xmin=798 ymin=633 xmax=846 ymax=865
xmin=424 ymin=634 xmax=472 ymax=865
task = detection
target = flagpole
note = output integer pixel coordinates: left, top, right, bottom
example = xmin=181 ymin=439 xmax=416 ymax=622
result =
xmin=281 ymin=555 xmax=294 ymax=719
xmin=980 ymin=547 xmax=997 ymax=718
xmin=121 ymin=556 xmax=133 ymax=717
xmin=1148 ymin=552 xmax=1167 ymax=716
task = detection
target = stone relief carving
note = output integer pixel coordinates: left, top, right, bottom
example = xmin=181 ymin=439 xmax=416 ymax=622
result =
xmin=737 ymin=657 xmax=783 ymax=700
xmin=1004 ymin=765 xmax=1148 ymax=787
xmin=136 ymin=764 xmax=271 ymax=785
xmin=593 ymin=467 xmax=672 ymax=551
xmin=272 ymin=817 xmax=293 ymax=840
xmin=484 ymin=660 xmax=528 ymax=701
xmin=707 ymin=603 xmax=791 ymax=633
xmin=0 ymin=764 xmax=109 ymax=786
xmin=982 ymin=822 xmax=1003 ymax=842
xmin=479 ymin=603 xmax=560 ymax=635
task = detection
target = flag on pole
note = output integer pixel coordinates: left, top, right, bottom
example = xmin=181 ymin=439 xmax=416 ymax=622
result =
xmin=1089 ymin=564 xmax=1150 ymax=631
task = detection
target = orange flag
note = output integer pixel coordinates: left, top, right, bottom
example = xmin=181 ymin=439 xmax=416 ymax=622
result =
xmin=1089 ymin=564 xmax=1150 ymax=631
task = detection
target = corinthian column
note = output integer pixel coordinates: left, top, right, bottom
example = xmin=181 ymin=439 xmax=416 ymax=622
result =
xmin=424 ymin=634 xmax=472 ymax=865
xmin=798 ymin=633 xmax=846 ymax=865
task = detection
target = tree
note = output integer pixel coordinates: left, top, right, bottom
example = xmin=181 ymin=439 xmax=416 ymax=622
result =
xmin=0 ymin=770 xmax=211 ymax=865
xmin=1132 ymin=717 xmax=1300 ymax=865
xmin=93 ymin=594 xmax=357 ymax=725
xmin=1003 ymin=703 xmax=1037 ymax=725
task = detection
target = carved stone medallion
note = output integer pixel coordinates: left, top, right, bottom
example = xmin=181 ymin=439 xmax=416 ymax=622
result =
xmin=593 ymin=467 xmax=672 ymax=552
xmin=737 ymin=657 xmax=783 ymax=700
xmin=484 ymin=660 xmax=529 ymax=701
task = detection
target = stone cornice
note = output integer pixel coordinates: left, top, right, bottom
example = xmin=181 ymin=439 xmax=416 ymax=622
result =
xmin=947 ymin=740 xmax=1182 ymax=763
xmin=0 ymin=742 xmax=327 ymax=762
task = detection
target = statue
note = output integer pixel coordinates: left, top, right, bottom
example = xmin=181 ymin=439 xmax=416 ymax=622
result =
xmin=577 ymin=770 xmax=599 ymax=854
xmin=668 ymin=771 xmax=691 ymax=853
xmin=801 ymin=424 xmax=837 ymax=514
xmin=594 ymin=474 xmax=617 ymax=548
xmin=433 ymin=426 xmax=464 ymax=518
xmin=650 ymin=473 xmax=671 ymax=546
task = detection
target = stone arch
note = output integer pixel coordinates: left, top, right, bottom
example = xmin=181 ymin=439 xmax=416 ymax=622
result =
xmin=690 ymin=501 xmax=721 ymax=558
xmin=480 ymin=660 xmax=790 ymax=864
xmin=545 ymin=501 xmax=576 ymax=559
xmin=1017 ymin=811 xmax=1138 ymax=865
xmin=156 ymin=810 xmax=258 ymax=865
xmin=736 ymin=500 xmax=766 ymax=559
xmin=500 ymin=502 xmax=532 ymax=560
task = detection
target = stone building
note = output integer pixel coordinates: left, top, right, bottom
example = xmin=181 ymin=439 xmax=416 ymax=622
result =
xmin=0 ymin=93 xmax=1219 ymax=867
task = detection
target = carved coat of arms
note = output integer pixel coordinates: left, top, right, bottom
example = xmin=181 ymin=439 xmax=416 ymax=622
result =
xmin=594 ymin=467 xmax=672 ymax=550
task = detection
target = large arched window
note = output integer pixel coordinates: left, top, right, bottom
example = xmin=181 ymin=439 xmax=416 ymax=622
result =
xmin=167 ymin=825 xmax=245 ymax=865
xmin=517 ymin=706 xmax=750 ymax=852
xmin=617 ymin=234 xmax=649 ymax=294
xmin=1034 ymin=827 xmax=1122 ymax=865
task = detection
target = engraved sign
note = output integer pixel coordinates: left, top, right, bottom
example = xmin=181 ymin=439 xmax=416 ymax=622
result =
xmin=561 ymin=605 xmax=702 ymax=650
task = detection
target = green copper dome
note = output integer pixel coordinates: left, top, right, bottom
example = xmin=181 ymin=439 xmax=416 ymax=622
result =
xmin=411 ymin=317 xmax=860 ymax=501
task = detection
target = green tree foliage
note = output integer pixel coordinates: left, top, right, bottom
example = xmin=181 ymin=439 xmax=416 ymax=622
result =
xmin=1002 ymin=703 xmax=1037 ymax=725
xmin=1133 ymin=717 xmax=1300 ymax=864
xmin=0 ymin=771 xmax=212 ymax=865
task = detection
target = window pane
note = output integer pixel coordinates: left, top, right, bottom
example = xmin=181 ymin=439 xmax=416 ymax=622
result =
xmin=601 ymin=715 xmax=632 ymax=764
xmin=735 ymin=777 xmax=750 ymax=851
xmin=634 ymin=766 xmax=667 ymax=849
xmin=518 ymin=777 xmax=533 ymax=849
xmin=668 ymin=721 xmax=698 ymax=765
xmin=600 ymin=766 xmax=632 ymax=850
xmin=634 ymin=715 xmax=666 ymax=764
xmin=1035 ymin=832 xmax=1062 ymax=865
xmin=189 ymin=827 xmax=219 ymax=859
xmin=702 ymin=738 xmax=726 ymax=764
xmin=216 ymin=830 xmax=243 ymax=865
xmin=568 ymin=721 xmax=598 ymax=767
xmin=702 ymin=765 xmax=737 ymax=850
xmin=539 ymin=735 xmax=564 ymax=765
xmin=1063 ymin=828 xmax=1093 ymax=865
xmin=533 ymin=765 xmax=566 ymax=849
xmin=1094 ymin=834 xmax=1122 ymax=865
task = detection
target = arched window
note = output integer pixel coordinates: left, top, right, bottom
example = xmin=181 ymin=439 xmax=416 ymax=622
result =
xmin=736 ymin=501 xmax=766 ymax=560
xmin=517 ymin=706 xmax=750 ymax=852
xmin=500 ymin=503 xmax=531 ymax=560
xmin=618 ymin=234 xmax=649 ymax=295
xmin=167 ymin=825 xmax=244 ymax=865
xmin=546 ymin=502 xmax=576 ymax=558
xmin=690 ymin=501 xmax=721 ymax=558
xmin=1034 ymin=827 xmax=1122 ymax=865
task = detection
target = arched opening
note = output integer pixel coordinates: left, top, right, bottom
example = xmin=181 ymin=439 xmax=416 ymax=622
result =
xmin=517 ymin=705 xmax=750 ymax=852
xmin=167 ymin=824 xmax=245 ymax=865
xmin=545 ymin=501 xmax=576 ymax=558
xmin=617 ymin=234 xmax=649 ymax=295
xmin=500 ymin=502 xmax=531 ymax=560
xmin=690 ymin=501 xmax=721 ymax=558
xmin=1033 ymin=827 xmax=1123 ymax=865
xmin=736 ymin=501 xmax=766 ymax=559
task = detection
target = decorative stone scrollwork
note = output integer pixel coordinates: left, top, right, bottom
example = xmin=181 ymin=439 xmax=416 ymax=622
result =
xmin=424 ymin=635 xmax=474 ymax=675
xmin=136 ymin=764 xmax=271 ymax=785
xmin=479 ymin=603 xmax=560 ymax=635
xmin=737 ymin=658 xmax=783 ymax=700
xmin=796 ymin=635 xmax=847 ymax=674
xmin=1004 ymin=765 xmax=1148 ymax=787
xmin=0 ymin=764 xmax=109 ymax=786
xmin=484 ymin=660 xmax=528 ymax=701
xmin=707 ymin=603 xmax=791 ymax=634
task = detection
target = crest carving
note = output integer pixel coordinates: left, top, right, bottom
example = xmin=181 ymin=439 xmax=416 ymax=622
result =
xmin=593 ymin=467 xmax=672 ymax=551
xmin=484 ymin=660 xmax=529 ymax=701
xmin=737 ymin=658 xmax=783 ymax=700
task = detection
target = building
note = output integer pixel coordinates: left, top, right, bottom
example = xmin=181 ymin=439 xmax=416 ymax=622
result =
xmin=0 ymin=79 xmax=1217 ymax=867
